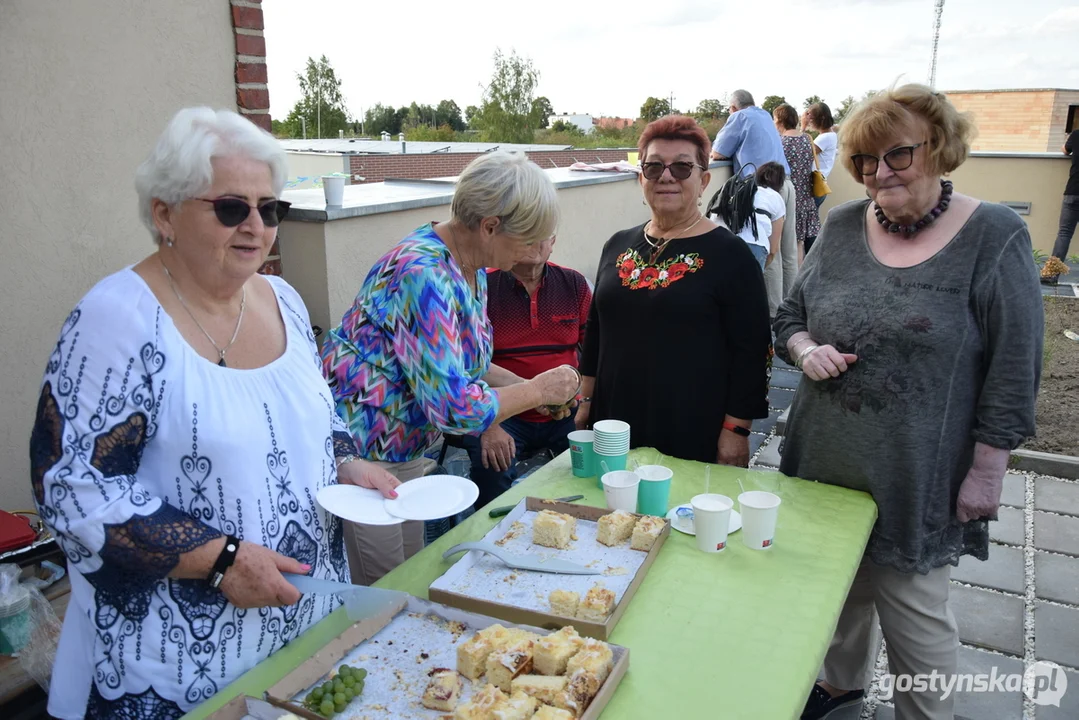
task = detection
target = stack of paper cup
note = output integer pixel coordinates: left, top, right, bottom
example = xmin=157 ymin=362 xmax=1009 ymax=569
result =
xmin=593 ymin=421 xmax=630 ymax=488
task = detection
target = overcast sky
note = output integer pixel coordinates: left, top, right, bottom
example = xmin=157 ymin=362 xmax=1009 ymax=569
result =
xmin=263 ymin=0 xmax=1079 ymax=122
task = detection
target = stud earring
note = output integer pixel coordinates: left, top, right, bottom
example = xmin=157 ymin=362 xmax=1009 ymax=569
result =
xmin=165 ymin=237 xmax=174 ymax=247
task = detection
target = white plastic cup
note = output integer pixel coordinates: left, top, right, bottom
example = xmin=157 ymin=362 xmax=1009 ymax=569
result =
xmin=601 ymin=470 xmax=640 ymax=512
xmin=322 ymin=175 xmax=346 ymax=205
xmin=739 ymin=491 xmax=781 ymax=550
xmin=690 ymin=493 xmax=734 ymax=553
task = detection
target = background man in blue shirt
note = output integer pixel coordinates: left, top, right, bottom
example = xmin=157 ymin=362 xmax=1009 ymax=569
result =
xmin=712 ymin=89 xmax=798 ymax=317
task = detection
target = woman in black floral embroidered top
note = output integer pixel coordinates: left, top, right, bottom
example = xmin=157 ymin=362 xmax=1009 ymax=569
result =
xmin=575 ymin=115 xmax=772 ymax=466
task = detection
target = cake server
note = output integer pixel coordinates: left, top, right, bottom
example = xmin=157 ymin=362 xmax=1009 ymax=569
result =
xmin=442 ymin=540 xmax=601 ymax=575
xmin=488 ymin=494 xmax=585 ymax=518
xmin=282 ymin=573 xmax=408 ymax=621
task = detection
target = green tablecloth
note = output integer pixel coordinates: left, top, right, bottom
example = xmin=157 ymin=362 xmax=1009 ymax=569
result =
xmin=186 ymin=449 xmax=876 ymax=720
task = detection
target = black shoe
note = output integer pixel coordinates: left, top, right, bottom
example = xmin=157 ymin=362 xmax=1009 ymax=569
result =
xmin=801 ymin=683 xmax=865 ymax=720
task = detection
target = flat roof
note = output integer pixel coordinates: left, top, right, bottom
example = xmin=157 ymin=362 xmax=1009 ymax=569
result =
xmin=278 ymin=138 xmax=573 ymax=155
xmin=943 ymin=88 xmax=1079 ymax=94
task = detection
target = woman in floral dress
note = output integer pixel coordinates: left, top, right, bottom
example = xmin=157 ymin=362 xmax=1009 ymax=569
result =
xmin=774 ymin=104 xmax=822 ymax=262
xmin=574 ymin=115 xmax=772 ymax=466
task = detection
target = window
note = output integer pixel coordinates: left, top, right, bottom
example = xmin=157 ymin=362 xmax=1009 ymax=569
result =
xmin=1067 ymin=105 xmax=1079 ymax=134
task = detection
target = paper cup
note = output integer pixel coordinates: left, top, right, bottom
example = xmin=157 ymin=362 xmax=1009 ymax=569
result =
xmin=568 ymin=430 xmax=596 ymax=478
xmin=691 ymin=494 xmax=734 ymax=552
xmin=322 ymin=175 xmax=346 ymax=205
xmin=739 ymin=491 xmax=781 ymax=550
xmin=595 ymin=451 xmax=628 ymax=487
xmin=601 ymin=470 xmax=640 ymax=512
xmin=636 ymin=465 xmax=673 ymax=516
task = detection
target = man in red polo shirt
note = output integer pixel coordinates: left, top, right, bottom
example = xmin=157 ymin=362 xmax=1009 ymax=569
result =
xmin=462 ymin=235 xmax=592 ymax=508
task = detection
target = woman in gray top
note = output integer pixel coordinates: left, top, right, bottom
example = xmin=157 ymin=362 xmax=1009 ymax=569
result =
xmin=776 ymin=85 xmax=1043 ymax=720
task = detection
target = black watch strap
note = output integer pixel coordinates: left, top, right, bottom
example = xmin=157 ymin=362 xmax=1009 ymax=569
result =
xmin=208 ymin=535 xmax=240 ymax=589
xmin=722 ymin=422 xmax=752 ymax=437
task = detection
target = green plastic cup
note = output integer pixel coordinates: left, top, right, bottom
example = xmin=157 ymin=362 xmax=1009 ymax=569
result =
xmin=636 ymin=464 xmax=673 ymax=516
xmin=568 ymin=430 xmax=596 ymax=478
xmin=0 ymin=587 xmax=31 ymax=654
xmin=595 ymin=451 xmax=628 ymax=488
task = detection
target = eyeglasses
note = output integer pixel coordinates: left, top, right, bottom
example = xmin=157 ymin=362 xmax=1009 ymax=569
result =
xmin=640 ymin=161 xmax=704 ymax=181
xmin=195 ymin=197 xmax=291 ymax=227
xmin=850 ymin=143 xmax=924 ymax=176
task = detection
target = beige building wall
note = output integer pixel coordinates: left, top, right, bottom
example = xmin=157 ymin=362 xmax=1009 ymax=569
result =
xmin=0 ymin=1 xmax=238 ymax=511
xmin=945 ymin=89 xmax=1078 ymax=152
xmin=285 ymin=152 xmax=351 ymax=189
xmin=281 ymin=169 xmax=730 ymax=336
xmin=819 ymin=153 xmax=1072 ymax=254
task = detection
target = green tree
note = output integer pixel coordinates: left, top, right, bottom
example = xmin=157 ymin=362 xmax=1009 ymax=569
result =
xmin=403 ymin=102 xmax=437 ymax=129
xmin=761 ymin=95 xmax=787 ymax=115
xmin=639 ymin=97 xmax=672 ymax=123
xmin=464 ymin=104 xmax=480 ymax=128
xmin=802 ymin=95 xmax=824 ymax=109
xmin=283 ymin=55 xmax=351 ymax=139
xmin=436 ymin=100 xmax=465 ymax=131
xmin=472 ymin=49 xmax=542 ymax=143
xmin=364 ymin=103 xmax=400 ymax=136
xmin=834 ymin=90 xmax=878 ymax=125
xmin=531 ymin=96 xmax=554 ymax=128
xmin=694 ymin=98 xmax=728 ymax=121
xmin=550 ymin=119 xmax=584 ymax=135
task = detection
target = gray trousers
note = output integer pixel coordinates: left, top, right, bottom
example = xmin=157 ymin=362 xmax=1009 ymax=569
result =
xmin=764 ymin=177 xmax=799 ymax=317
xmin=822 ymin=554 xmax=959 ymax=720
xmin=1051 ymin=195 xmax=1079 ymax=261
xmin=343 ymin=456 xmax=434 ymax=586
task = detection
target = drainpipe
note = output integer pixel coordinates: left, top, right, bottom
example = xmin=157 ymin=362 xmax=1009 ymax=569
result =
xmin=399 ymin=132 xmax=406 ymax=154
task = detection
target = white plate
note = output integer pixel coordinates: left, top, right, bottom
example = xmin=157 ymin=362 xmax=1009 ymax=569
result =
xmin=317 ymin=484 xmax=403 ymax=525
xmin=666 ymin=504 xmax=741 ymax=536
xmin=383 ymin=475 xmax=479 ymax=521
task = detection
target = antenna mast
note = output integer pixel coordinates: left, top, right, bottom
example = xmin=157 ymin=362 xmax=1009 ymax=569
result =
xmin=928 ymin=0 xmax=946 ymax=88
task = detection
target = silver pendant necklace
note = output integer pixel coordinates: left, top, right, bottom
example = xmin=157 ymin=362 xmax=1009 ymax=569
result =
xmin=161 ymin=262 xmax=245 ymax=367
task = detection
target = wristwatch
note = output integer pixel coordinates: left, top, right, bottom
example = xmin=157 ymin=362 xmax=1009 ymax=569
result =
xmin=722 ymin=421 xmax=751 ymax=437
xmin=208 ymin=535 xmax=240 ymax=589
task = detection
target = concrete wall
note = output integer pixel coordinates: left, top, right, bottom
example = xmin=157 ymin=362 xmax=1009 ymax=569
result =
xmin=946 ymin=90 xmax=1075 ymax=152
xmin=348 ymin=149 xmax=632 ymax=185
xmin=285 ymin=152 xmax=351 ymax=189
xmin=818 ymin=153 xmax=1073 ymax=254
xmin=0 ymin=0 xmax=238 ymax=511
xmin=280 ymin=168 xmax=730 ymax=336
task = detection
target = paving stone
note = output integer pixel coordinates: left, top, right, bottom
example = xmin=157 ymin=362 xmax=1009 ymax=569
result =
xmin=772 ymin=353 xmax=795 ymax=371
xmin=776 ymin=407 xmax=789 ymax=436
xmin=749 ymin=432 xmax=766 ymax=456
xmin=1035 ymin=511 xmax=1079 ymax=556
xmin=952 ymin=544 xmax=1025 ymax=594
xmin=875 ymin=705 xmax=894 ymax=720
xmin=770 ymin=368 xmax=802 ymax=390
xmin=988 ymin=506 xmax=1024 ymax=546
xmin=1034 ymin=666 xmax=1079 ymax=720
xmin=1000 ymin=473 xmax=1026 ymax=509
xmin=1035 ymin=552 xmax=1079 ymax=605
xmin=752 ymin=409 xmax=780 ymax=437
xmin=752 ymin=435 xmax=782 ymax=468
xmin=769 ymin=388 xmax=794 ymax=411
xmin=953 ymin=646 xmax=1024 ymax=720
xmin=1035 ymin=602 xmax=1079 ymax=668
xmin=1036 ymin=478 xmax=1079 ymax=517
xmin=949 ymin=584 xmax=1024 ymax=654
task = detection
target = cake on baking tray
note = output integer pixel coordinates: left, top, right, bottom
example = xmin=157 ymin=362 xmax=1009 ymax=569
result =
xmin=630 ymin=514 xmax=664 ymax=551
xmin=532 ymin=509 xmax=577 ymax=549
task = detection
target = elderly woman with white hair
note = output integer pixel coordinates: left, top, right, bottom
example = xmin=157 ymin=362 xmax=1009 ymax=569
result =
xmin=321 ymin=151 xmax=580 ymax=585
xmin=29 ymin=107 xmax=400 ymax=719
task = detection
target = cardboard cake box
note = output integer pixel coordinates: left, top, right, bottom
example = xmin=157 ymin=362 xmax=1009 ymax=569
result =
xmin=206 ymin=594 xmax=630 ymax=720
xmin=429 ymin=497 xmax=671 ymax=640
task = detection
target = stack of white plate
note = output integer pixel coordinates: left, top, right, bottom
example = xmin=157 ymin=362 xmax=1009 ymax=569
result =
xmin=316 ymin=475 xmax=478 ymax=525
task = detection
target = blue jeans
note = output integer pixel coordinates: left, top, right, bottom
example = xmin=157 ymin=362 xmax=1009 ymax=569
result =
xmin=814 ymin=194 xmax=828 ymax=209
xmin=1052 ymin=195 xmax=1079 ymax=260
xmin=746 ymin=243 xmax=768 ymax=270
xmin=461 ymin=415 xmax=576 ymax=509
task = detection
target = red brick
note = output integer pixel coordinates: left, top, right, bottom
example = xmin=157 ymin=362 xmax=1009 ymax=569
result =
xmin=235 ymin=61 xmax=267 ymax=84
xmin=259 ymin=257 xmax=282 ymax=276
xmin=243 ymin=113 xmax=272 ymax=132
xmin=231 ymin=5 xmax=264 ymax=30
xmin=237 ymin=87 xmax=269 ymax=111
xmin=234 ymin=32 xmax=266 ymax=56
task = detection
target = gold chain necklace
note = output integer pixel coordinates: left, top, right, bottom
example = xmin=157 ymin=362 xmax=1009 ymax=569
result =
xmin=161 ymin=262 xmax=246 ymax=367
xmin=644 ymin=215 xmax=704 ymax=262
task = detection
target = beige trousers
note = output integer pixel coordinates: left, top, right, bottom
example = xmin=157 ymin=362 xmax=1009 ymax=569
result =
xmin=764 ymin=177 xmax=799 ymax=317
xmin=343 ymin=457 xmax=434 ymax=586
xmin=822 ymin=555 xmax=959 ymax=720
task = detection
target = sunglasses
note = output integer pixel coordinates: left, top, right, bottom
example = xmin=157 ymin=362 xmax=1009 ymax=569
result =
xmin=850 ymin=143 xmax=924 ymax=176
xmin=640 ymin=161 xmax=704 ymax=181
xmin=196 ymin=197 xmax=291 ymax=227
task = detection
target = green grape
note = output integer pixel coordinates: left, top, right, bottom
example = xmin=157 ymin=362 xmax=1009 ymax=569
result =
xmin=333 ymin=680 xmax=345 ymax=693
xmin=334 ymin=700 xmax=346 ymax=713
xmin=343 ymin=676 xmax=356 ymax=689
xmin=334 ymin=692 xmax=346 ymax=705
xmin=321 ymin=682 xmax=333 ymax=694
xmin=338 ymin=665 xmax=351 ymax=678
xmin=311 ymin=688 xmax=324 ymax=702
xmin=319 ymin=699 xmax=335 ymax=716
xmin=343 ymin=688 xmax=354 ymax=701
xmin=352 ymin=666 xmax=367 ymax=679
